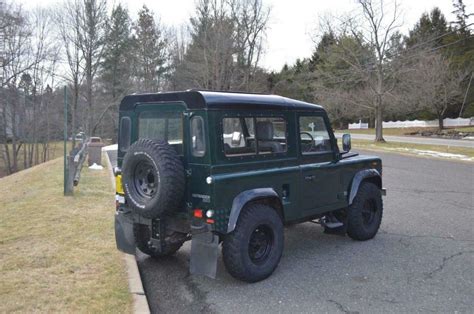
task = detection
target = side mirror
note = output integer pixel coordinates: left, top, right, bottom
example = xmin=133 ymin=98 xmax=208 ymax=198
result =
xmin=342 ymin=134 xmax=351 ymax=152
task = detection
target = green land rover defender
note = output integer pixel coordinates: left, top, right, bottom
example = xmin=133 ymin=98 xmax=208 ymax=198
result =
xmin=114 ymin=90 xmax=386 ymax=282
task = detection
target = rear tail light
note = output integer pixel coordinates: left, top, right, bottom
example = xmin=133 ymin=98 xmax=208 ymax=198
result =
xmin=193 ymin=209 xmax=203 ymax=218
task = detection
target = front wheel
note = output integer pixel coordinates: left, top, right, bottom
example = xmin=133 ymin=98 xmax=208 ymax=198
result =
xmin=222 ymin=204 xmax=284 ymax=283
xmin=347 ymin=182 xmax=383 ymax=241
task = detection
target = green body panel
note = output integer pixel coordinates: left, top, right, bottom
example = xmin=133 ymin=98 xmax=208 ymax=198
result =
xmin=117 ymin=101 xmax=382 ymax=235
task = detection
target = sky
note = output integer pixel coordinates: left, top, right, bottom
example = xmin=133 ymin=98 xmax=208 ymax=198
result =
xmin=21 ymin=0 xmax=469 ymax=71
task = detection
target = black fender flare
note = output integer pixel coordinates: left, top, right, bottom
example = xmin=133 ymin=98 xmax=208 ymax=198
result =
xmin=227 ymin=188 xmax=280 ymax=233
xmin=348 ymin=169 xmax=382 ymax=205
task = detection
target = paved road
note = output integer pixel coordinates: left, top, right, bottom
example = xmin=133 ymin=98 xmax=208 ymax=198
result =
xmin=335 ymin=133 xmax=474 ymax=148
xmin=108 ymin=149 xmax=474 ymax=313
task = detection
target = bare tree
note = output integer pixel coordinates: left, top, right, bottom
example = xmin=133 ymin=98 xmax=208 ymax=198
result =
xmin=171 ymin=0 xmax=270 ymax=91
xmin=408 ymin=52 xmax=465 ymax=130
xmin=0 ymin=1 xmax=37 ymax=88
xmin=230 ymin=0 xmax=270 ymax=91
xmin=55 ymin=0 xmax=84 ymax=147
xmin=0 ymin=2 xmax=32 ymax=174
xmin=352 ymin=0 xmax=403 ymax=141
xmin=22 ymin=7 xmax=58 ymax=167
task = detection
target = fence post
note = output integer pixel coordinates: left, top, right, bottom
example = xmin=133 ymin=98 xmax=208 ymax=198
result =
xmin=66 ymin=155 xmax=75 ymax=195
xmin=64 ymin=86 xmax=72 ymax=196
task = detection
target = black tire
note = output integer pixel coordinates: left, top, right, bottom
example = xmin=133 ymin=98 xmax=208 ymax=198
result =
xmin=222 ymin=204 xmax=284 ymax=283
xmin=122 ymin=139 xmax=184 ymax=218
xmin=133 ymin=224 xmax=185 ymax=257
xmin=347 ymin=182 xmax=383 ymax=241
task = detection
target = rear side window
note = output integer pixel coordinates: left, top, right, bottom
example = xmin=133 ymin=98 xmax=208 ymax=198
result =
xmin=119 ymin=117 xmax=131 ymax=152
xmin=222 ymin=116 xmax=287 ymax=156
xmin=299 ymin=116 xmax=332 ymax=154
xmin=255 ymin=117 xmax=287 ymax=154
xmin=223 ymin=118 xmax=256 ymax=156
xmin=190 ymin=116 xmax=205 ymax=157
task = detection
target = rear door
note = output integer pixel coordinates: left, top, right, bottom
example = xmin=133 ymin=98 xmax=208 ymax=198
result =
xmin=134 ymin=102 xmax=187 ymax=156
xmin=297 ymin=113 xmax=340 ymax=216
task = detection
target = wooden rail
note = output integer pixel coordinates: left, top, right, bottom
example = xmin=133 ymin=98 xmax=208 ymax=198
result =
xmin=65 ymin=138 xmax=89 ymax=195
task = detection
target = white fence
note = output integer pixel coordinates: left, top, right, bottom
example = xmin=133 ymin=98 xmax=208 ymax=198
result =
xmin=349 ymin=117 xmax=473 ymax=129
xmin=348 ymin=120 xmax=369 ymax=129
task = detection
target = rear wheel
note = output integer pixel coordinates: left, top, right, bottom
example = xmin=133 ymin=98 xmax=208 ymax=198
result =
xmin=347 ymin=182 xmax=383 ymax=241
xmin=222 ymin=204 xmax=284 ymax=282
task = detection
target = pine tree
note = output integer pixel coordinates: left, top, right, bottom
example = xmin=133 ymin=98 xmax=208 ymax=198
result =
xmin=405 ymin=8 xmax=448 ymax=48
xmin=133 ymin=5 xmax=168 ymax=92
xmin=451 ymin=0 xmax=472 ymax=35
xmin=101 ymin=4 xmax=132 ymax=100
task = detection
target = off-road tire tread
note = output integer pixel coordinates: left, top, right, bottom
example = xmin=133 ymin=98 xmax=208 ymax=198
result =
xmin=122 ymin=139 xmax=185 ymax=218
xmin=222 ymin=204 xmax=284 ymax=282
xmin=347 ymin=182 xmax=383 ymax=241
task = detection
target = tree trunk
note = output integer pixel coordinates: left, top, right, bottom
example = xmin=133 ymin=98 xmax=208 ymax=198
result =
xmin=1 ymin=107 xmax=12 ymax=174
xmin=374 ymin=104 xmax=385 ymax=142
xmin=438 ymin=115 xmax=444 ymax=130
xmin=72 ymin=82 xmax=78 ymax=149
xmin=86 ymin=53 xmax=93 ymax=136
xmin=11 ymin=100 xmax=18 ymax=173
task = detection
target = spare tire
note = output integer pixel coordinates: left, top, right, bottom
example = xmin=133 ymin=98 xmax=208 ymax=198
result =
xmin=122 ymin=139 xmax=185 ymax=218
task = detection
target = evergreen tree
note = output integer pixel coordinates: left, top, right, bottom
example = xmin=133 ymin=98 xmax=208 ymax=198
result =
xmin=101 ymin=4 xmax=132 ymax=100
xmin=451 ymin=0 xmax=472 ymax=35
xmin=133 ymin=5 xmax=168 ymax=92
xmin=310 ymin=31 xmax=336 ymax=69
xmin=405 ymin=8 xmax=448 ymax=48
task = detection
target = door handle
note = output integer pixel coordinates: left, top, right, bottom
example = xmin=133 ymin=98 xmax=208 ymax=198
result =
xmin=304 ymin=175 xmax=315 ymax=181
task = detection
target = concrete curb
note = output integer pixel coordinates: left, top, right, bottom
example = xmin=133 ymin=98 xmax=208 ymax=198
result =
xmin=103 ymin=151 xmax=150 ymax=314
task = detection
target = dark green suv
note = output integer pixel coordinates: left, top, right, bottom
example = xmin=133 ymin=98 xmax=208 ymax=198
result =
xmin=114 ymin=90 xmax=386 ymax=282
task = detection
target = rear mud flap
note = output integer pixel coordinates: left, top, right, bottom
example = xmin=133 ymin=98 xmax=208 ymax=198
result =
xmin=190 ymin=224 xmax=219 ymax=279
xmin=114 ymin=210 xmax=136 ymax=255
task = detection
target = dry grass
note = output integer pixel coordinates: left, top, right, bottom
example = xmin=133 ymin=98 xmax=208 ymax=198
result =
xmin=352 ymin=139 xmax=474 ymax=159
xmin=0 ymin=157 xmax=132 ymax=313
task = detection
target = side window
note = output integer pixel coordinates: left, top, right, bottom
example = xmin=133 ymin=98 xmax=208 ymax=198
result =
xmin=223 ymin=118 xmax=256 ymax=156
xmin=190 ymin=116 xmax=205 ymax=157
xmin=299 ymin=116 xmax=332 ymax=154
xmin=255 ymin=117 xmax=287 ymax=154
xmin=119 ymin=117 xmax=131 ymax=152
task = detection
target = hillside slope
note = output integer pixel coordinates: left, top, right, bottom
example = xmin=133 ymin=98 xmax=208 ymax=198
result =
xmin=0 ymin=158 xmax=131 ymax=312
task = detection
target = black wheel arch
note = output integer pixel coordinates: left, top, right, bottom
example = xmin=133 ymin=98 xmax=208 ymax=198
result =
xmin=226 ymin=188 xmax=284 ymax=234
xmin=348 ymin=169 xmax=382 ymax=205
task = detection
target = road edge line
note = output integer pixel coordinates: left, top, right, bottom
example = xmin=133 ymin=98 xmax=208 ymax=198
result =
xmin=103 ymin=150 xmax=150 ymax=314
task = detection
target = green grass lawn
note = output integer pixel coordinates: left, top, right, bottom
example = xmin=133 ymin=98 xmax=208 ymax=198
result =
xmin=0 ymin=157 xmax=132 ymax=313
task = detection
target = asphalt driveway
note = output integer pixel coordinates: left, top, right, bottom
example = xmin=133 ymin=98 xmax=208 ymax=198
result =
xmin=108 ymin=149 xmax=474 ymax=313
